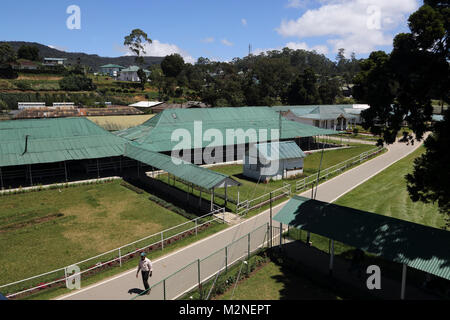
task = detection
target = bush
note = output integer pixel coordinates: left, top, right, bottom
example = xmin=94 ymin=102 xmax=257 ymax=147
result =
xmin=16 ymin=81 xmax=32 ymax=91
xmin=59 ymin=74 xmax=96 ymax=91
xmin=0 ymin=65 xmax=18 ymax=79
xmin=353 ymin=128 xmax=359 ymax=135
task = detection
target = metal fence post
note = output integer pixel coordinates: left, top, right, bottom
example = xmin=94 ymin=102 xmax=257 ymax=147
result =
xmin=248 ymin=233 xmax=251 ymax=261
xmin=280 ymin=222 xmax=282 ymax=248
xmin=198 ymin=259 xmax=201 ymax=291
xmin=119 ymin=248 xmax=122 ymax=267
xmin=225 ymin=246 xmax=228 ymax=273
xmin=195 ymin=219 xmax=198 ymax=236
xmin=163 ymin=279 xmax=166 ymax=300
xmin=161 ymin=232 xmax=164 ymax=250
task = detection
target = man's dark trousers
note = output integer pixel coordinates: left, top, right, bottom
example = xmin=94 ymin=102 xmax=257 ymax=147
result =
xmin=142 ymin=271 xmax=150 ymax=292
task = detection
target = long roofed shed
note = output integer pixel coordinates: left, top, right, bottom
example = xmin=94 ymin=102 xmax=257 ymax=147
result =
xmin=115 ymin=107 xmax=336 ymax=152
xmin=0 ymin=117 xmax=128 ymax=167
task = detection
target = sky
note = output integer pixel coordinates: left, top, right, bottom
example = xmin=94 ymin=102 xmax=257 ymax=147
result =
xmin=0 ymin=0 xmax=422 ymax=63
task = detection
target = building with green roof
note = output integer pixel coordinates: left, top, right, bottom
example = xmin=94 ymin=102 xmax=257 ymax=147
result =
xmin=99 ymin=64 xmax=125 ymax=77
xmin=243 ymin=141 xmax=306 ymax=181
xmin=115 ymin=107 xmax=336 ymax=155
xmin=273 ymin=104 xmax=369 ymax=130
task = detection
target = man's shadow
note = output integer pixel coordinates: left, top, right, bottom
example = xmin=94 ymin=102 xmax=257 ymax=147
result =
xmin=128 ymin=288 xmax=145 ymax=295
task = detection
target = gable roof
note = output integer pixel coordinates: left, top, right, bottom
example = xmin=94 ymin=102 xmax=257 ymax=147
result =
xmin=115 ymin=107 xmax=336 ymax=152
xmin=0 ymin=118 xmax=128 ymax=167
xmin=254 ymin=141 xmax=306 ymax=162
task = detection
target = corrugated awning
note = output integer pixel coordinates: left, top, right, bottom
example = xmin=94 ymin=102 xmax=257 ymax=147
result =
xmin=274 ymin=195 xmax=450 ymax=281
xmin=124 ymin=143 xmax=240 ymax=190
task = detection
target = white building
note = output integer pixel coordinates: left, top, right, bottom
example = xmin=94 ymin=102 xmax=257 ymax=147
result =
xmin=18 ymin=102 xmax=46 ymax=110
xmin=243 ymin=141 xmax=306 ymax=182
xmin=118 ymin=66 xmax=151 ymax=82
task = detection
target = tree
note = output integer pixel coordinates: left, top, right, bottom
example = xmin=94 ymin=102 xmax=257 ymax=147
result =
xmin=59 ymin=74 xmax=96 ymax=91
xmin=285 ymin=68 xmax=320 ymax=105
xmin=17 ymin=45 xmax=40 ymax=61
xmin=136 ymin=68 xmax=147 ymax=91
xmin=354 ymin=1 xmax=450 ymax=213
xmin=161 ymin=54 xmax=185 ymax=78
xmin=0 ymin=43 xmax=16 ymax=65
xmin=124 ymin=29 xmax=152 ymax=66
xmin=406 ymin=109 xmax=450 ymax=215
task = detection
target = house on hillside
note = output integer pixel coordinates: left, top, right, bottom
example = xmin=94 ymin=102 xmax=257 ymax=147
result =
xmin=99 ymin=64 xmax=125 ymax=77
xmin=243 ymin=141 xmax=306 ymax=182
xmin=43 ymin=58 xmax=67 ymax=66
xmin=118 ymin=66 xmax=151 ymax=82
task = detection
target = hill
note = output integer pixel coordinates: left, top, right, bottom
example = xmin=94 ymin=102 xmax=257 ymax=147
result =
xmin=1 ymin=41 xmax=164 ymax=71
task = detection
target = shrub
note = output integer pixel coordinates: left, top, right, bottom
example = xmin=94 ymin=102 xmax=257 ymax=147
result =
xmin=59 ymin=74 xmax=96 ymax=91
xmin=16 ymin=81 xmax=32 ymax=91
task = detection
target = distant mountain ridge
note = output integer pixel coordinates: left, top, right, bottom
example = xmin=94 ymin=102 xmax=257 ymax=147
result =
xmin=2 ymin=41 xmax=164 ymax=70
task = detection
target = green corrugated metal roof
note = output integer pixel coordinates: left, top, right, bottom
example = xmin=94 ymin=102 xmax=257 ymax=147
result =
xmin=256 ymin=141 xmax=306 ymax=161
xmin=115 ymin=107 xmax=336 ymax=152
xmin=274 ymin=195 xmax=450 ymax=281
xmin=100 ymin=64 xmax=125 ymax=69
xmin=0 ymin=118 xmax=128 ymax=167
xmin=124 ymin=143 xmax=240 ymax=190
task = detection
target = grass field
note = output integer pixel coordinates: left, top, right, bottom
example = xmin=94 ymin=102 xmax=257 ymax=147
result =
xmin=287 ymin=146 xmax=448 ymax=293
xmin=87 ymin=114 xmax=154 ymax=131
xmin=0 ymin=180 xmax=190 ymax=285
xmin=216 ymin=261 xmax=341 ymax=300
xmin=335 ymin=146 xmax=447 ymax=229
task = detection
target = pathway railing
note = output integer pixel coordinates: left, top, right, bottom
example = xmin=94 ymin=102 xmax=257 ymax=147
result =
xmin=236 ymin=183 xmax=291 ymax=216
xmin=132 ymin=223 xmax=270 ymax=300
xmin=0 ymin=206 xmax=226 ymax=299
xmin=295 ymin=146 xmax=384 ymax=193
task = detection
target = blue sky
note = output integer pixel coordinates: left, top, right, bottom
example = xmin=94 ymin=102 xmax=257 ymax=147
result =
xmin=0 ymin=0 xmax=422 ymax=63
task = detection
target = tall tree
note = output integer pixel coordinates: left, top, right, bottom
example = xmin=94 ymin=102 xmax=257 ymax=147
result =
xmin=0 ymin=43 xmax=17 ymax=65
xmin=124 ymin=29 xmax=152 ymax=66
xmin=353 ymin=1 xmax=450 ymax=214
xmin=17 ymin=45 xmax=40 ymax=61
xmin=161 ymin=54 xmax=185 ymax=78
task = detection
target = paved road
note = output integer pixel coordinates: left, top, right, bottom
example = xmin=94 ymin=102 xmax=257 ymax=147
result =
xmin=58 ymin=137 xmax=424 ymax=300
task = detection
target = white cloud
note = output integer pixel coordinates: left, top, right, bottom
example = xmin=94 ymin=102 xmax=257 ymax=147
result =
xmin=277 ymin=0 xmax=419 ymax=55
xmin=202 ymin=37 xmax=215 ymax=43
xmin=221 ymin=39 xmax=234 ymax=47
xmin=123 ymin=39 xmax=195 ymax=64
xmin=241 ymin=18 xmax=247 ymax=26
xmin=254 ymin=41 xmax=329 ymax=56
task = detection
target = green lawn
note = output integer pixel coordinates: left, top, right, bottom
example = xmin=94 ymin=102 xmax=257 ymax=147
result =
xmin=287 ymin=146 xmax=448 ymax=293
xmin=0 ymin=180 xmax=190 ymax=286
xmin=335 ymin=146 xmax=446 ymax=229
xmin=216 ymin=261 xmax=341 ymax=300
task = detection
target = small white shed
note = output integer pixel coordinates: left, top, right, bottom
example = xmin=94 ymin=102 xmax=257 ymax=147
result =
xmin=243 ymin=141 xmax=306 ymax=182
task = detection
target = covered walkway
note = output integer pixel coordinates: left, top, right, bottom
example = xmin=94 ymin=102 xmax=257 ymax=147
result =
xmin=273 ymin=195 xmax=450 ymax=299
xmin=124 ymin=143 xmax=240 ymax=209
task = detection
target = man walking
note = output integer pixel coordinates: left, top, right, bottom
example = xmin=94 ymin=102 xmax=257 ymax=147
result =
xmin=136 ymin=252 xmax=153 ymax=295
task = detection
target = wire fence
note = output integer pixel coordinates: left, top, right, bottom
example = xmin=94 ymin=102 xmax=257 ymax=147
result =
xmin=131 ymin=223 xmax=274 ymax=300
xmin=0 ymin=207 xmax=226 ymax=299
xmin=1 ymin=146 xmax=385 ymax=299
xmin=295 ymin=146 xmax=384 ymax=193
xmin=233 ymin=146 xmax=384 ymax=215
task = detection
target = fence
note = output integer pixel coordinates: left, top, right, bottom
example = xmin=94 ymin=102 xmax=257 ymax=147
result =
xmin=236 ymin=183 xmax=291 ymax=216
xmin=0 ymin=206 xmax=226 ymax=299
xmin=295 ymin=146 xmax=384 ymax=193
xmin=132 ymin=223 xmax=276 ymax=300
